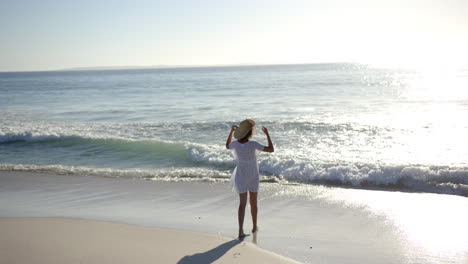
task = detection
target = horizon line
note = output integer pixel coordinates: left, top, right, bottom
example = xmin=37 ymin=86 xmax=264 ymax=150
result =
xmin=0 ymin=61 xmax=363 ymax=73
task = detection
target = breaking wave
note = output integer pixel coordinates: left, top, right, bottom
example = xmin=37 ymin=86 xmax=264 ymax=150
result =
xmin=1 ymin=132 xmax=467 ymax=197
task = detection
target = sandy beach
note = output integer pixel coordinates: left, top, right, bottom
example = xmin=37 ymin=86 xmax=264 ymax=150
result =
xmin=0 ymin=217 xmax=297 ymax=264
xmin=1 ymin=171 xmax=467 ymax=264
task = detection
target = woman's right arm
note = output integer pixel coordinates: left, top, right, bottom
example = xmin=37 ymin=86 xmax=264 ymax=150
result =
xmin=226 ymin=125 xmax=238 ymax=149
xmin=262 ymin=126 xmax=274 ymax=153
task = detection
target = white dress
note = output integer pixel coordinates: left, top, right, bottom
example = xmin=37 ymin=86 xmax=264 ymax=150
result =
xmin=229 ymin=140 xmax=265 ymax=193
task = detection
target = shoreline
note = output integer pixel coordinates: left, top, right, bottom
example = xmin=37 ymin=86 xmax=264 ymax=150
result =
xmin=1 ymin=170 xmax=467 ymax=264
xmin=1 ymin=164 xmax=467 ymax=198
xmin=0 ymin=217 xmax=297 ymax=264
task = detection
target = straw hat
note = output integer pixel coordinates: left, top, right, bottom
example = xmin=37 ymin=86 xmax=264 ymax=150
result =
xmin=234 ymin=119 xmax=255 ymax=139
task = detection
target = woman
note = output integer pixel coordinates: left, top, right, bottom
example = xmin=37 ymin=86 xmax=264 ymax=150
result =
xmin=225 ymin=119 xmax=274 ymax=239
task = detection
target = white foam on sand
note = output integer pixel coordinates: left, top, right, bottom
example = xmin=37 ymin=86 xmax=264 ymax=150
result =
xmin=1 ymin=171 xmax=467 ymax=264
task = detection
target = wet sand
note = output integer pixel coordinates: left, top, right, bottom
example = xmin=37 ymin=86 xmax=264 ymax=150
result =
xmin=1 ymin=171 xmax=467 ymax=263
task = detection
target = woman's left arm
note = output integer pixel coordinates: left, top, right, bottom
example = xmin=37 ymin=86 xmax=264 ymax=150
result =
xmin=226 ymin=125 xmax=238 ymax=149
xmin=262 ymin=126 xmax=274 ymax=152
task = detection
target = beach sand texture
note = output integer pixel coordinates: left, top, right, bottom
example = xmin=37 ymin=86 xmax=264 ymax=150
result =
xmin=0 ymin=218 xmax=297 ymax=264
xmin=1 ymin=171 xmax=467 ymax=264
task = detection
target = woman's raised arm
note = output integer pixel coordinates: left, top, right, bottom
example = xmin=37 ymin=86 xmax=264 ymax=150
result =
xmin=262 ymin=126 xmax=274 ymax=152
xmin=226 ymin=125 xmax=238 ymax=149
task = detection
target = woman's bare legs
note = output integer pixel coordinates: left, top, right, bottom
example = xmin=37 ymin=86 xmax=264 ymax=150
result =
xmin=238 ymin=192 xmax=248 ymax=238
xmin=249 ymin=191 xmax=258 ymax=233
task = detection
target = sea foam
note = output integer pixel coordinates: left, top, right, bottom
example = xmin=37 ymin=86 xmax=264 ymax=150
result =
xmin=1 ymin=130 xmax=467 ymax=197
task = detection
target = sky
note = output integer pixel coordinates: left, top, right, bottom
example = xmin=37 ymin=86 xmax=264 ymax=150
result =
xmin=0 ymin=0 xmax=467 ymax=71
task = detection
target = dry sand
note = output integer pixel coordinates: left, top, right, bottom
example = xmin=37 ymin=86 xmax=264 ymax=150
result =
xmin=0 ymin=217 xmax=298 ymax=264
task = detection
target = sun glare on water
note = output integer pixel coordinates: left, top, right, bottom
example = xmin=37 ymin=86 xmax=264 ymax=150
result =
xmin=402 ymin=68 xmax=468 ymax=102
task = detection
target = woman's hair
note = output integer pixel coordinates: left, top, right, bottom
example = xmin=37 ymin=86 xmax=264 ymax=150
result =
xmin=240 ymin=129 xmax=253 ymax=141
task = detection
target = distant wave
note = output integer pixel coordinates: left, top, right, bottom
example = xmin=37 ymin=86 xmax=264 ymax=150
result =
xmin=0 ymin=132 xmax=103 ymax=143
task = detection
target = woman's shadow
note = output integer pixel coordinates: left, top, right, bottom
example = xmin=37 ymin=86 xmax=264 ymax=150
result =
xmin=177 ymin=239 xmax=242 ymax=264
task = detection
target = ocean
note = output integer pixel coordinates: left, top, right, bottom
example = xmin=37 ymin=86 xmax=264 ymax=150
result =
xmin=1 ymin=63 xmax=468 ymax=196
